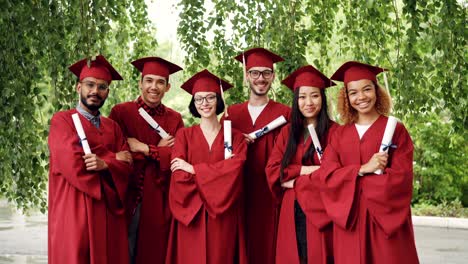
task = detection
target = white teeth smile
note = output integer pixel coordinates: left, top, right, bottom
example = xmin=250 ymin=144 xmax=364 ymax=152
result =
xmin=357 ymin=102 xmax=369 ymax=108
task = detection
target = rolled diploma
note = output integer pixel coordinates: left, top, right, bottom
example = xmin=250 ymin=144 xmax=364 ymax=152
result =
xmin=307 ymin=124 xmax=322 ymax=163
xmin=138 ymin=107 xmax=169 ymax=139
xmin=224 ymin=120 xmax=232 ymax=159
xmin=248 ymin=115 xmax=287 ymax=139
xmin=375 ymin=116 xmax=398 ymax=174
xmin=72 ymin=113 xmax=92 ymax=154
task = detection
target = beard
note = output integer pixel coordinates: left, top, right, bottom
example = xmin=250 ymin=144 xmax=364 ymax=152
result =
xmin=80 ymin=93 xmax=105 ymax=111
xmin=250 ymin=82 xmax=271 ymax=96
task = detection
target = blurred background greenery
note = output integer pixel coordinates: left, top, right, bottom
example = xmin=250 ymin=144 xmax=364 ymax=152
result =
xmin=0 ymin=0 xmax=466 ymax=215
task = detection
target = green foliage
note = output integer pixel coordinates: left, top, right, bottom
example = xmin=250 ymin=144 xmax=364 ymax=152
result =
xmin=177 ymin=0 xmax=468 ymax=205
xmin=412 ymin=199 xmax=468 ymax=218
xmin=0 ymin=0 xmax=466 ymax=212
xmin=0 ymin=0 xmax=155 ymax=213
xmin=411 ymin=112 xmax=468 ymax=205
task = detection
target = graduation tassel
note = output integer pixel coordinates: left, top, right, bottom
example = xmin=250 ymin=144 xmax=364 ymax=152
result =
xmin=220 ymin=80 xmax=228 ymax=117
xmin=242 ymin=52 xmax=248 ymax=90
xmin=382 ymin=71 xmax=393 ymax=111
xmin=221 ymin=79 xmax=233 ymax=159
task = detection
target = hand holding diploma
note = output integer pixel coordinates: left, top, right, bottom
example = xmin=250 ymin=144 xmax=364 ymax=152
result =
xmin=248 ymin=115 xmax=287 ymax=140
xmin=138 ymin=107 xmax=169 ymax=139
xmin=359 ymin=152 xmax=388 ymax=176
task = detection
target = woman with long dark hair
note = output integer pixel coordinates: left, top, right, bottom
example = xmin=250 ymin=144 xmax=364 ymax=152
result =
xmin=266 ymin=65 xmax=338 ymax=264
xmin=166 ymin=69 xmax=248 ymax=264
xmin=321 ymin=61 xmax=419 ymax=263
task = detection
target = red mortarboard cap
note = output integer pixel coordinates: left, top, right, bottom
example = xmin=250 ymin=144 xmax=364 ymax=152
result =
xmin=234 ymin=47 xmax=284 ymax=70
xmin=330 ymin=61 xmax=386 ymax=85
xmin=131 ymin=57 xmax=182 ymax=79
xmin=68 ymin=55 xmax=123 ymax=83
xmin=281 ymin=65 xmax=336 ymax=91
xmin=180 ymin=69 xmax=233 ymax=95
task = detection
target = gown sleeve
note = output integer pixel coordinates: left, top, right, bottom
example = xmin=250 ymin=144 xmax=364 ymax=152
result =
xmin=193 ymin=131 xmax=247 ymax=218
xmin=319 ymin=128 xmax=361 ymax=230
xmin=362 ymin=123 xmax=414 ymax=236
xmin=265 ymin=126 xmax=301 ymax=204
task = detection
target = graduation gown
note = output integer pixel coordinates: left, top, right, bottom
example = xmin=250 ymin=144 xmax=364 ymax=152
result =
xmin=266 ymin=123 xmax=337 ymax=264
xmin=48 ymin=109 xmax=131 ymax=264
xmin=166 ymin=125 xmax=248 ymax=264
xmin=109 ymin=102 xmax=184 ymax=264
xmin=320 ymin=115 xmax=419 ymax=264
xmin=223 ymin=100 xmax=291 ymax=264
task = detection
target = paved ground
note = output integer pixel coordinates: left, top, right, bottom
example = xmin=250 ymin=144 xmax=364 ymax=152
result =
xmin=0 ymin=202 xmax=467 ymax=263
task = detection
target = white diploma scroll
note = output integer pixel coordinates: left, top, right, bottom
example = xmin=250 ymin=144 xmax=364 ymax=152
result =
xmin=224 ymin=120 xmax=233 ymax=159
xmin=248 ymin=115 xmax=287 ymax=140
xmin=375 ymin=116 xmax=398 ymax=174
xmin=138 ymin=107 xmax=169 ymax=139
xmin=72 ymin=113 xmax=92 ymax=154
xmin=307 ymin=124 xmax=323 ymax=163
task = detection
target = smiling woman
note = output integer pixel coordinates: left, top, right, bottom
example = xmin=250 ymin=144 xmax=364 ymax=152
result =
xmin=320 ymin=61 xmax=419 ymax=264
xmin=167 ymin=69 xmax=249 ymax=264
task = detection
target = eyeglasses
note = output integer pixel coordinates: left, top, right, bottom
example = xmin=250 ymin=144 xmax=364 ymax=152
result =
xmin=194 ymin=95 xmax=217 ymax=105
xmin=248 ymin=70 xmax=273 ymax=79
xmin=80 ymin=81 xmax=109 ymax=91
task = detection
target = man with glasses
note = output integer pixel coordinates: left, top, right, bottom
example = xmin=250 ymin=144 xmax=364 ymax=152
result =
xmin=48 ymin=55 xmax=133 ymax=264
xmin=223 ymin=47 xmax=291 ymax=264
xmin=109 ymin=57 xmax=184 ymax=264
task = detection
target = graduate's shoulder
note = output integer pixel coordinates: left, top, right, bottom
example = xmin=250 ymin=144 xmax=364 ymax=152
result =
xmin=175 ymin=124 xmax=198 ymax=137
xmin=329 ymin=121 xmax=353 ymax=137
xmin=226 ymin=101 xmax=248 ymax=113
xmin=163 ymin=105 xmax=183 ymax=119
xmin=110 ymin=101 xmax=137 ymax=112
xmin=50 ymin=109 xmax=77 ymax=124
xmin=101 ymin=114 xmax=123 ymax=129
xmin=328 ymin=120 xmax=341 ymax=133
xmin=269 ymin=99 xmax=291 ymax=112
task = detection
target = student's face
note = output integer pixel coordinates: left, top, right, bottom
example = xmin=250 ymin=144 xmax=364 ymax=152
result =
xmin=298 ymin=86 xmax=322 ymax=122
xmin=139 ymin=74 xmax=170 ymax=107
xmin=246 ymin=66 xmax=275 ymax=96
xmin=346 ymin=79 xmax=378 ymax=115
xmin=77 ymin=77 xmax=109 ymax=112
xmin=194 ymin=91 xmax=217 ymax=118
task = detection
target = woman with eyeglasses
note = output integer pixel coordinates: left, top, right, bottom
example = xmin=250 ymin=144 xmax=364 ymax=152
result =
xmin=266 ymin=65 xmax=338 ymax=264
xmin=166 ymin=69 xmax=248 ymax=264
xmin=320 ymin=61 xmax=419 ymax=264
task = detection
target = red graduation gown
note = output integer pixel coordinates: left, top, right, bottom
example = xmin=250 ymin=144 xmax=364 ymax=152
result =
xmin=109 ymin=102 xmax=184 ymax=264
xmin=166 ymin=125 xmax=248 ymax=264
xmin=223 ymin=100 xmax=291 ymax=264
xmin=48 ymin=109 xmax=131 ymax=264
xmin=320 ymin=115 xmax=419 ymax=264
xmin=266 ymin=123 xmax=337 ymax=264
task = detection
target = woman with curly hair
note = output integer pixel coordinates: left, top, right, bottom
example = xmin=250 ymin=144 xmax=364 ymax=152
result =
xmin=320 ymin=61 xmax=419 ymax=264
xmin=266 ymin=65 xmax=338 ymax=264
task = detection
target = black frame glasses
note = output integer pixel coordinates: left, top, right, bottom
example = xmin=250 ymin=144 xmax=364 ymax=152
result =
xmin=194 ymin=94 xmax=217 ymax=105
xmin=80 ymin=81 xmax=109 ymax=91
xmin=248 ymin=70 xmax=273 ymax=79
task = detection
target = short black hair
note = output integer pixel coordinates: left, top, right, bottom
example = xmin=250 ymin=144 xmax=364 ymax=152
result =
xmin=140 ymin=75 xmax=170 ymax=84
xmin=188 ymin=93 xmax=225 ymax=118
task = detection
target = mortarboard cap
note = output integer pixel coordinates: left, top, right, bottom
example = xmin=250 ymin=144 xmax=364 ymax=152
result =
xmin=282 ymin=65 xmax=336 ymax=91
xmin=131 ymin=57 xmax=182 ymax=79
xmin=330 ymin=61 xmax=386 ymax=85
xmin=68 ymin=55 xmax=123 ymax=83
xmin=234 ymin=47 xmax=284 ymax=70
xmin=180 ymin=69 xmax=233 ymax=95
